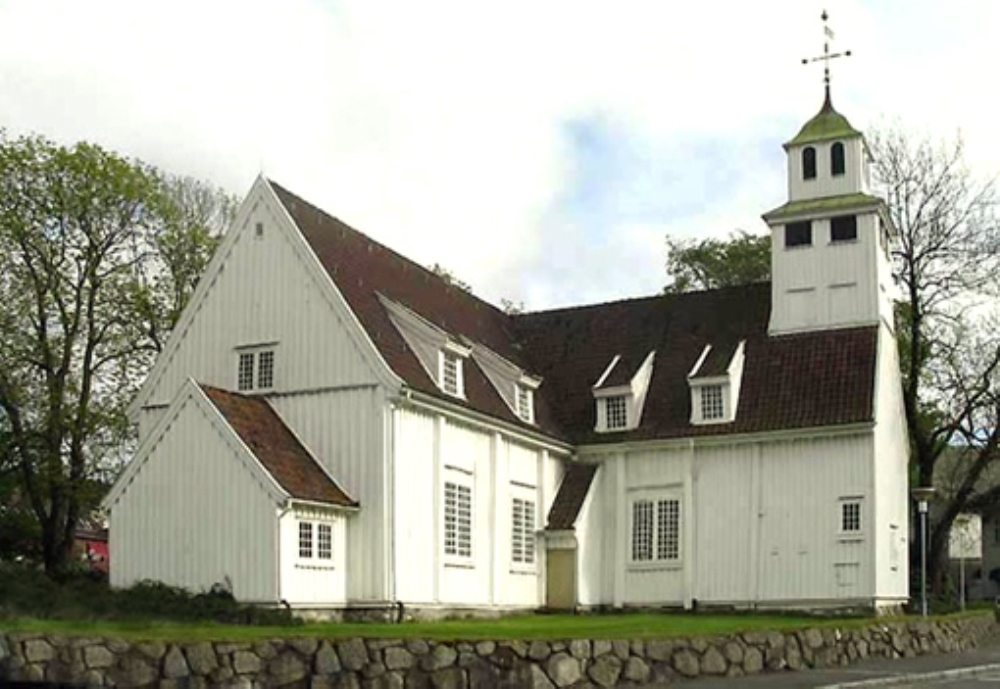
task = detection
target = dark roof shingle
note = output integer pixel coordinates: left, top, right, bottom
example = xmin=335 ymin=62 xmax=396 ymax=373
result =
xmin=546 ymin=463 xmax=599 ymax=531
xmin=201 ymin=385 xmax=357 ymax=507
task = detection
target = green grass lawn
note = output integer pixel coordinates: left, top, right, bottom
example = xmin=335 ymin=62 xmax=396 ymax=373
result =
xmin=3 ymin=610 xmax=989 ymax=643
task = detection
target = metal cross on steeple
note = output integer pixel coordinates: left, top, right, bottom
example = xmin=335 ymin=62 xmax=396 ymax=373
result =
xmin=802 ymin=10 xmax=851 ymax=104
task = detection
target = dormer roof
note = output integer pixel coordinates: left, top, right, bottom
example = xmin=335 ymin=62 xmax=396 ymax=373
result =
xmin=787 ymin=93 xmax=862 ymax=147
xmin=269 ymin=180 xmax=877 ymax=447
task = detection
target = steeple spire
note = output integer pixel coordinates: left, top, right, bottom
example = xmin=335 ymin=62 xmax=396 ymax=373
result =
xmin=802 ymin=10 xmax=852 ymax=106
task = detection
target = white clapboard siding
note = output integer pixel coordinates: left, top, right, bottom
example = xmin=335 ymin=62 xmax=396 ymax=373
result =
xmin=392 ymin=406 xmax=438 ymax=604
xmin=143 ymin=188 xmax=382 ymax=414
xmin=271 ymin=387 xmax=387 ymax=602
xmin=872 ymin=323 xmax=911 ymax=601
xmin=109 ymin=392 xmax=279 ymax=602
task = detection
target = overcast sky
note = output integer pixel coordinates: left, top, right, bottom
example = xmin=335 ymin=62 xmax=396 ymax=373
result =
xmin=1 ymin=1 xmax=997 ymax=310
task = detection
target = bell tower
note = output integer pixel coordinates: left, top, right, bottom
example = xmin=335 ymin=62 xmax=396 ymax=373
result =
xmin=764 ymin=11 xmax=896 ymax=336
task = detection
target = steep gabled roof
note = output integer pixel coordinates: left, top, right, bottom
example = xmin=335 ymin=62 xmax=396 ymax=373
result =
xmin=201 ymin=385 xmax=357 ymax=507
xmin=270 ymin=181 xmax=876 ymax=446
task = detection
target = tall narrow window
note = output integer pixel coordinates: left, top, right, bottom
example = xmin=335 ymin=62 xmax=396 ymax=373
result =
xmin=631 ymin=500 xmax=654 ymax=561
xmin=700 ymin=385 xmax=724 ymax=420
xmin=785 ymin=221 xmax=812 ymax=248
xmin=515 ymin=384 xmax=534 ymax=423
xmin=257 ymin=350 xmax=275 ymax=389
xmin=511 ymin=496 xmax=536 ymax=565
xmin=831 ymin=142 xmax=846 ymax=176
xmin=803 ymin=146 xmax=817 ymax=180
xmin=605 ymin=395 xmax=628 ymax=430
xmin=238 ymin=353 xmax=255 ymax=391
xmin=657 ymin=499 xmax=681 ymax=560
xmin=440 ymin=350 xmax=462 ymax=396
xmin=298 ymin=521 xmax=314 ymax=559
xmin=841 ymin=501 xmax=861 ymax=532
xmin=831 ymin=215 xmax=858 ymax=242
xmin=444 ymin=481 xmax=472 ymax=558
xmin=317 ymin=523 xmax=332 ymax=560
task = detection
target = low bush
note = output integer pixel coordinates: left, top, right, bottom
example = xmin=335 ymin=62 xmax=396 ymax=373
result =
xmin=0 ymin=563 xmax=297 ymax=626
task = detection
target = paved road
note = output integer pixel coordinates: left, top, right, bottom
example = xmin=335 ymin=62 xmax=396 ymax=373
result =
xmin=657 ymin=638 xmax=1000 ymax=688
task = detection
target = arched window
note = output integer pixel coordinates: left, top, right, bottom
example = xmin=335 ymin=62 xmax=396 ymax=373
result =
xmin=831 ymin=142 xmax=845 ymax=176
xmin=802 ymin=147 xmax=817 ymax=180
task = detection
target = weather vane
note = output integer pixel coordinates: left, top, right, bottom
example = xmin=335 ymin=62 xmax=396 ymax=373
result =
xmin=802 ymin=10 xmax=851 ymax=102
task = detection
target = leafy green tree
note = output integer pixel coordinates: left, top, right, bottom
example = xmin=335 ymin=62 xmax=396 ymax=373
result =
xmin=663 ymin=230 xmax=770 ymax=293
xmin=0 ymin=132 xmax=230 ymax=575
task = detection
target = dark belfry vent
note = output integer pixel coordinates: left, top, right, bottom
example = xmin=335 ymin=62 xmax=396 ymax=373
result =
xmin=786 ymin=221 xmax=812 ymax=248
xmin=831 ymin=215 xmax=857 ymax=242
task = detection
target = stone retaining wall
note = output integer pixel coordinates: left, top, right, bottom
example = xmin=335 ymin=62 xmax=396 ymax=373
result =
xmin=1 ymin=614 xmax=996 ymax=688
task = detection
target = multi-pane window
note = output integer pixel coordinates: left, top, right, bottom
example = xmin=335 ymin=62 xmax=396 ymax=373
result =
xmin=237 ymin=349 xmax=275 ymax=392
xmin=785 ymin=221 xmax=812 ymax=248
xmin=700 ymin=385 xmax=724 ymax=420
xmin=511 ymin=496 xmax=536 ymax=565
xmin=298 ymin=521 xmax=313 ymax=558
xmin=317 ymin=523 xmax=332 ymax=560
xmin=515 ymin=385 xmax=533 ymax=423
xmin=841 ymin=501 xmax=861 ymax=532
xmin=830 ymin=215 xmax=857 ymax=242
xmin=441 ymin=350 xmax=461 ymax=396
xmin=606 ymin=395 xmax=628 ymax=430
xmin=803 ymin=146 xmax=817 ymax=180
xmin=831 ymin=142 xmax=846 ymax=176
xmin=444 ymin=481 xmax=472 ymax=558
xmin=631 ymin=496 xmax=681 ymax=563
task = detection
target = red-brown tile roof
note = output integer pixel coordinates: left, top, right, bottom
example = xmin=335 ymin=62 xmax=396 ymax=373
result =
xmin=271 ymin=181 xmax=876 ymax=445
xmin=546 ymin=463 xmax=599 ymax=531
xmin=201 ymin=385 xmax=357 ymax=507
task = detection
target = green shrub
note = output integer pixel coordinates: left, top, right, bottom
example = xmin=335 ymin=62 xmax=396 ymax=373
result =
xmin=0 ymin=563 xmax=297 ymax=626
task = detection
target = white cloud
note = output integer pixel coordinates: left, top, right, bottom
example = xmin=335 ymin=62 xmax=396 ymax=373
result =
xmin=0 ymin=0 xmax=996 ymax=309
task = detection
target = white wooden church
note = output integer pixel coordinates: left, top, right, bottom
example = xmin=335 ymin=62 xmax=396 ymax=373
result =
xmin=104 ymin=88 xmax=910 ymax=615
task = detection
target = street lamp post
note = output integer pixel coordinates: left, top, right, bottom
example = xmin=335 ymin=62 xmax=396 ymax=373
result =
xmin=911 ymin=486 xmax=937 ymax=617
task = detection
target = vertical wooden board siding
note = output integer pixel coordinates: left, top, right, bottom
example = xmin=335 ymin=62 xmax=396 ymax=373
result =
xmin=624 ymin=448 xmax=687 ymax=487
xmin=138 ymin=407 xmax=166 ymax=441
xmin=271 ymin=388 xmax=385 ymax=601
xmin=439 ymin=419 xmax=492 ymax=604
xmin=693 ymin=444 xmax=755 ymax=602
xmin=110 ymin=395 xmax=277 ymax=602
xmin=392 ymin=407 xmax=437 ymax=603
xmin=757 ymin=434 xmax=873 ymax=602
xmin=872 ymin=324 xmax=910 ymax=598
xmin=146 ymin=197 xmax=380 ymax=409
xmin=278 ymin=511 xmax=347 ymax=605
xmin=574 ymin=468 xmax=605 ymax=606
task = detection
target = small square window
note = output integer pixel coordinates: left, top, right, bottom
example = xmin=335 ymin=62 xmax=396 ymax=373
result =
xmin=831 ymin=215 xmax=857 ymax=242
xmin=606 ymin=396 xmax=628 ymax=430
xmin=700 ymin=385 xmax=724 ymax=420
xmin=785 ymin=221 xmax=812 ymax=248
xmin=317 ymin=523 xmax=332 ymax=560
xmin=298 ymin=521 xmax=313 ymax=558
xmin=841 ymin=502 xmax=861 ymax=532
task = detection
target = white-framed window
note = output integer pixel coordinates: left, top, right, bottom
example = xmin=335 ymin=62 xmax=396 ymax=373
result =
xmin=515 ymin=384 xmax=534 ymax=423
xmin=298 ymin=521 xmax=313 ymax=559
xmin=444 ymin=477 xmax=473 ymax=560
xmin=317 ymin=522 xmax=332 ymax=560
xmin=605 ymin=395 xmax=628 ymax=430
xmin=511 ymin=494 xmax=536 ymax=566
xmin=630 ymin=493 xmax=682 ymax=564
xmin=700 ymin=384 xmax=724 ymax=420
xmin=439 ymin=349 xmax=466 ymax=397
xmin=840 ymin=498 xmax=862 ymax=534
xmin=236 ymin=346 xmax=276 ymax=392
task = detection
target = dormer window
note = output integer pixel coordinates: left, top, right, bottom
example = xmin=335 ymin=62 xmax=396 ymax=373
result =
xmin=439 ymin=348 xmax=463 ymax=397
xmin=605 ymin=395 xmax=628 ymax=430
xmin=802 ymin=146 xmax=817 ymax=180
xmin=515 ymin=383 xmax=534 ymax=423
xmin=700 ymin=384 xmax=724 ymax=420
xmin=831 ymin=142 xmax=846 ymax=176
